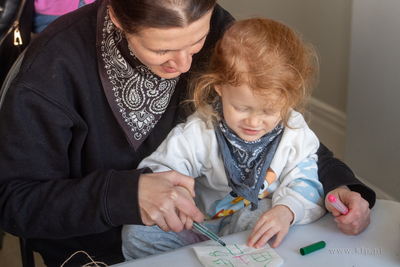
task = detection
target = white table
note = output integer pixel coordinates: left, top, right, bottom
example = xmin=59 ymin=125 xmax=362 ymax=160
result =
xmin=112 ymin=200 xmax=400 ymax=266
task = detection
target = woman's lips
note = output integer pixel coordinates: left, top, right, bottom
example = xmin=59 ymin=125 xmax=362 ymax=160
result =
xmin=161 ymin=65 xmax=178 ymax=73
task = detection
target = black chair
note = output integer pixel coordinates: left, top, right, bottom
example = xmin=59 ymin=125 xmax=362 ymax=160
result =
xmin=0 ymin=228 xmax=4 ymax=249
xmin=0 ymin=50 xmax=35 ymax=267
xmin=19 ymin=237 xmax=35 ymax=267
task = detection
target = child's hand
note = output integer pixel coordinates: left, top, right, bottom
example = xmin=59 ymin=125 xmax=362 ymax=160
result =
xmin=174 ymin=186 xmax=196 ymax=231
xmin=247 ymin=205 xmax=294 ymax=249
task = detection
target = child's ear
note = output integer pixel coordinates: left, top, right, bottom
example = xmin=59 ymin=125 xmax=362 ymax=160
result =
xmin=214 ymin=85 xmax=222 ymax=96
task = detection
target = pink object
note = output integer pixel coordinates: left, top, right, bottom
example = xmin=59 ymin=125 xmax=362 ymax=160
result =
xmin=328 ymin=195 xmax=349 ymax=215
xmin=35 ymin=0 xmax=96 ymax=16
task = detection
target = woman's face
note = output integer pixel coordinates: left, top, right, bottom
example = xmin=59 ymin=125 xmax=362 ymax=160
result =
xmin=110 ymin=10 xmax=212 ymax=79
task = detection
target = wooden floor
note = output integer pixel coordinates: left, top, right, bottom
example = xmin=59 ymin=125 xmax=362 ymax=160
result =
xmin=0 ymin=231 xmax=45 ymax=267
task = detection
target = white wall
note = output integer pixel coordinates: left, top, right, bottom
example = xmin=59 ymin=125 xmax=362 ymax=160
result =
xmin=217 ymin=0 xmax=352 ymax=159
xmin=217 ymin=0 xmax=352 ymax=112
xmin=345 ymin=0 xmax=400 ymax=201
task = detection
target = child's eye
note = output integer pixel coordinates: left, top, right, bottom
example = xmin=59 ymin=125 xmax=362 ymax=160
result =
xmin=234 ymin=106 xmax=248 ymax=112
xmin=263 ymin=109 xmax=281 ymax=117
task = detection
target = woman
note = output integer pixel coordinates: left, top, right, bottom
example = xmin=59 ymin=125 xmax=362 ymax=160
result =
xmin=0 ymin=0 xmax=374 ymax=265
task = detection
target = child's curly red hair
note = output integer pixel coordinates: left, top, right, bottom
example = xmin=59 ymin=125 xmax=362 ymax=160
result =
xmin=191 ymin=17 xmax=319 ymax=127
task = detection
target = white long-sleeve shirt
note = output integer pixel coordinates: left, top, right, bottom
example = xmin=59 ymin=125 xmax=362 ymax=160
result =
xmin=138 ymin=110 xmax=326 ymax=225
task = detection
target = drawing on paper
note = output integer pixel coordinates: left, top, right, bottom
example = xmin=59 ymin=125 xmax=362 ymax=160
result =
xmin=193 ymin=243 xmax=284 ymax=267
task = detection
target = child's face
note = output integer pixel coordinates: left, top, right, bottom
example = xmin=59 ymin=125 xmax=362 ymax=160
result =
xmin=215 ymin=84 xmax=282 ymax=142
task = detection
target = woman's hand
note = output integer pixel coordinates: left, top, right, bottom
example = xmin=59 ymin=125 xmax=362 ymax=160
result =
xmin=138 ymin=171 xmax=204 ymax=233
xmin=174 ymin=185 xmax=195 ymax=231
xmin=325 ymin=186 xmax=371 ymax=235
xmin=247 ymin=205 xmax=293 ymax=249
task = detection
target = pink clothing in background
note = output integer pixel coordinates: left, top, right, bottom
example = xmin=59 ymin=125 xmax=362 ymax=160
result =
xmin=35 ymin=0 xmax=96 ymax=16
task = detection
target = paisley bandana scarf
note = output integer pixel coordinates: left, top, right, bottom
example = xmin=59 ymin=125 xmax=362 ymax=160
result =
xmin=96 ymin=2 xmax=179 ymax=150
xmin=214 ymin=103 xmax=284 ymax=210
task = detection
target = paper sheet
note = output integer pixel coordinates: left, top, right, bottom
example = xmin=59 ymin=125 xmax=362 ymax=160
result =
xmin=193 ymin=243 xmax=284 ymax=267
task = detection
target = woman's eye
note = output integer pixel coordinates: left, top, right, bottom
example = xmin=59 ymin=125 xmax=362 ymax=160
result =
xmin=155 ymin=51 xmax=167 ymax=56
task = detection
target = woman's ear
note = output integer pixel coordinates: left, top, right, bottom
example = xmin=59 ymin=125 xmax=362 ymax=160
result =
xmin=214 ymin=84 xmax=222 ymax=96
xmin=109 ymin=6 xmax=122 ymax=30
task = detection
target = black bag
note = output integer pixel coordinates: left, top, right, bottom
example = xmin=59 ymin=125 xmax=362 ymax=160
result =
xmin=0 ymin=0 xmax=34 ymax=86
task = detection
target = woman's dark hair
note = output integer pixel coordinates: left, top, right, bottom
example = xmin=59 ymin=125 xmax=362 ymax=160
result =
xmin=109 ymin=0 xmax=217 ymax=34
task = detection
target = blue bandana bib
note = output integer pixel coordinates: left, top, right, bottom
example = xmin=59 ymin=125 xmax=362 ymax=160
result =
xmin=214 ymin=112 xmax=283 ymax=210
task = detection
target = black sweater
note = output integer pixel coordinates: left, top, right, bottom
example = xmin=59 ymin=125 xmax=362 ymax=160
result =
xmin=0 ymin=0 xmax=375 ymax=266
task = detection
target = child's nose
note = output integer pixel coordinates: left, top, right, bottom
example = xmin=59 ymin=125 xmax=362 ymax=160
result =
xmin=246 ymin=115 xmax=261 ymax=128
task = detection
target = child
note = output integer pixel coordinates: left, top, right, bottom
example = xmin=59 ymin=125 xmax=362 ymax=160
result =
xmin=122 ymin=17 xmax=325 ymax=260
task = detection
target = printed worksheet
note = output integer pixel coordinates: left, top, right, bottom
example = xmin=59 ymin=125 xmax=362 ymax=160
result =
xmin=193 ymin=243 xmax=284 ymax=267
